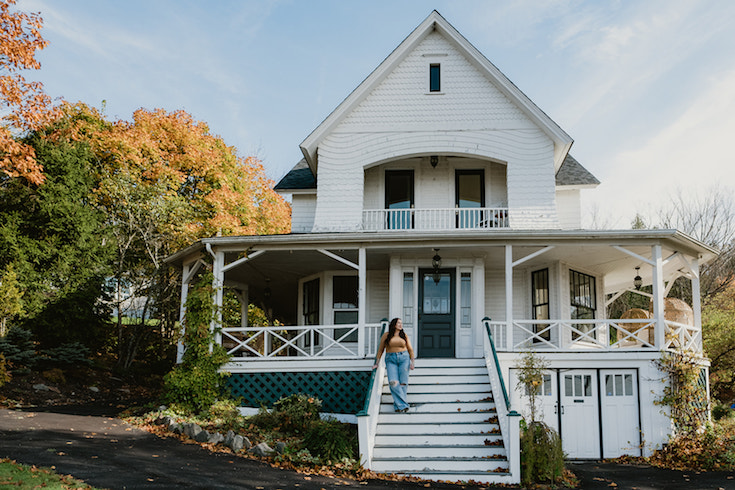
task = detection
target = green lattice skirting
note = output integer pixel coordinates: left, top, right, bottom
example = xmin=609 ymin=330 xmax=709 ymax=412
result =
xmin=226 ymin=371 xmax=371 ymax=414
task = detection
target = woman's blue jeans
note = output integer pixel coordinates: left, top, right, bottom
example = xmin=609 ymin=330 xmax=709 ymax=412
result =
xmin=385 ymin=351 xmax=410 ymax=411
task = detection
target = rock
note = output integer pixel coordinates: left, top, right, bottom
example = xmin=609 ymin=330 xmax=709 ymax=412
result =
xmin=194 ymin=429 xmax=211 ymax=443
xmin=208 ymin=432 xmax=224 ymax=445
xmin=88 ymin=386 xmax=99 ymax=393
xmin=275 ymin=441 xmax=286 ymax=454
xmin=224 ymin=430 xmax=235 ymax=447
xmin=250 ymin=442 xmax=275 ymax=457
xmin=169 ymin=422 xmax=183 ymax=434
xmin=33 ymin=384 xmax=49 ymax=391
xmin=161 ymin=416 xmax=173 ymax=426
xmin=183 ymin=423 xmax=202 ymax=439
xmin=158 ymin=405 xmax=168 ymax=411
xmin=242 ymin=436 xmax=252 ymax=450
xmin=230 ymin=435 xmax=244 ymax=452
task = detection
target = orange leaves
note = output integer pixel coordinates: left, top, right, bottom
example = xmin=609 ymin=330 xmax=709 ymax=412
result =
xmin=0 ymin=0 xmax=57 ymax=185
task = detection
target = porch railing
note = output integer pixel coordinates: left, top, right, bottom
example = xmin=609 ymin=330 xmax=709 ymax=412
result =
xmin=362 ymin=207 xmax=509 ymax=231
xmin=487 ymin=318 xmax=702 ymax=354
xmin=221 ymin=323 xmax=384 ymax=359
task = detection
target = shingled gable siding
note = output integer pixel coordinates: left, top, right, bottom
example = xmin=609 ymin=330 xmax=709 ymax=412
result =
xmin=310 ymin=30 xmax=559 ymax=231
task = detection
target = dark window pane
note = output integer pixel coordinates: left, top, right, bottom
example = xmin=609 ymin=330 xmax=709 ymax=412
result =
xmin=532 ymin=268 xmax=550 ymax=341
xmin=430 ymin=63 xmax=440 ymax=92
xmin=303 ymin=278 xmax=319 ymax=326
xmin=385 ymin=170 xmax=414 ymax=230
xmin=570 ymin=270 xmax=597 ymax=340
xmin=333 ymin=276 xmax=358 ymax=309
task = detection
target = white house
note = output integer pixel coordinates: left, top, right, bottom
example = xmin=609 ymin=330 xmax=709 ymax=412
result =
xmin=166 ymin=11 xmax=715 ymax=484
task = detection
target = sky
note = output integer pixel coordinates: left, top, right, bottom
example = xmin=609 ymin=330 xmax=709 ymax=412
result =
xmin=17 ymin=0 xmax=735 ymax=228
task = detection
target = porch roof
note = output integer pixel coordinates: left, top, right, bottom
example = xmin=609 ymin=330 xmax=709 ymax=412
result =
xmin=166 ymin=228 xmax=716 ymax=270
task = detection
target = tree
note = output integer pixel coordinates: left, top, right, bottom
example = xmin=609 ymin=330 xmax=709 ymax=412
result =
xmin=0 ymin=263 xmax=23 ymax=336
xmin=47 ymin=103 xmax=291 ymax=370
xmin=0 ymin=0 xmax=56 ymax=185
xmin=655 ymin=186 xmax=735 ymax=301
xmin=0 ymin=126 xmax=114 ymax=349
xmin=702 ymin=285 xmax=735 ymax=402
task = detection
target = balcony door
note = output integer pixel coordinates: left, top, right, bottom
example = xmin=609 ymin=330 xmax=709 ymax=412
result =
xmin=385 ymin=170 xmax=414 ymax=229
xmin=418 ymin=268 xmax=455 ymax=357
xmin=455 ymin=170 xmax=485 ymax=228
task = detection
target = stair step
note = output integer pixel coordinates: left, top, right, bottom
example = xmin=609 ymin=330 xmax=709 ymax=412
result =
xmin=380 ymin=392 xmax=493 ymax=403
xmin=378 ymin=411 xmax=495 ymax=424
xmin=413 ymin=359 xmax=486 ymax=367
xmin=410 ymin=366 xmax=489 ymax=376
xmin=386 ymin=470 xmax=512 ymax=483
xmin=379 ymin=400 xmax=495 ymax=413
xmin=375 ymin=432 xmax=503 ymax=446
xmin=372 ymin=457 xmax=508 ymax=472
xmin=377 ymin=422 xmax=500 ymax=435
xmin=382 ymin=382 xmax=491 ymax=393
xmin=374 ymin=445 xmax=506 ymax=458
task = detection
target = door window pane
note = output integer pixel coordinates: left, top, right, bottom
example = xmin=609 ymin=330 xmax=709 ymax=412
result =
xmin=385 ymin=170 xmax=414 ymax=229
xmin=456 ymin=170 xmax=485 ymax=228
xmin=422 ymin=273 xmax=451 ymax=314
xmin=460 ymin=272 xmax=471 ymax=328
xmin=403 ymin=272 xmax=414 ymax=328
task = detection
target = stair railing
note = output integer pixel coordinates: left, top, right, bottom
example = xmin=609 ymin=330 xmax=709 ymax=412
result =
xmin=483 ymin=317 xmax=522 ymax=483
xmin=356 ymin=318 xmax=388 ymax=469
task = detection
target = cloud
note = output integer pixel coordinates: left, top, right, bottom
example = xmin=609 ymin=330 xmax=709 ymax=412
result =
xmin=584 ymin=68 xmax=735 ymax=227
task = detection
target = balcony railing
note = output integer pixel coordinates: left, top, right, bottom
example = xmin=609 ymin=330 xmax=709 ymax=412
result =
xmin=485 ymin=318 xmax=702 ymax=354
xmin=363 ymin=207 xmax=509 ymax=231
xmin=221 ymin=323 xmax=384 ymax=360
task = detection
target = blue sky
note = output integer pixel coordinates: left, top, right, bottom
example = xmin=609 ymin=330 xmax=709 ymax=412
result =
xmin=18 ymin=0 xmax=735 ymax=227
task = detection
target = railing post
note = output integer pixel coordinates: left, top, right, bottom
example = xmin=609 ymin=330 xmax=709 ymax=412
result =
xmin=508 ymin=411 xmax=522 ymax=482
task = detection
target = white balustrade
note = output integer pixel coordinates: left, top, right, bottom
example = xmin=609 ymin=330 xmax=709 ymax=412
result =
xmin=363 ymin=208 xmax=509 ymax=231
xmin=487 ymin=318 xmax=701 ymax=354
xmin=221 ymin=323 xmax=384 ymax=360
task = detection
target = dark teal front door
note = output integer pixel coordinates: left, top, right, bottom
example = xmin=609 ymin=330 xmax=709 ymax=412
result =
xmin=418 ymin=268 xmax=455 ymax=358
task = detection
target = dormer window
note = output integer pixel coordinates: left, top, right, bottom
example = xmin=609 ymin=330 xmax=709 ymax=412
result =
xmin=429 ymin=64 xmax=441 ymax=92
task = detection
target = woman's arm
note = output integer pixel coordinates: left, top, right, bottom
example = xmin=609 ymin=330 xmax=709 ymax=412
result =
xmin=372 ymin=332 xmax=388 ymax=369
xmin=406 ymin=336 xmax=415 ymax=370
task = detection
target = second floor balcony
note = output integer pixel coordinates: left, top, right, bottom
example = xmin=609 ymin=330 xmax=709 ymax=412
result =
xmin=362 ymin=207 xmax=510 ymax=231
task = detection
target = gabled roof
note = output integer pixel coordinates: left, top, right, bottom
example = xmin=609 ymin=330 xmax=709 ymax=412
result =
xmin=300 ymin=10 xmax=573 ymax=173
xmin=555 ymin=154 xmax=600 ymax=188
xmin=274 ymin=159 xmax=316 ymax=193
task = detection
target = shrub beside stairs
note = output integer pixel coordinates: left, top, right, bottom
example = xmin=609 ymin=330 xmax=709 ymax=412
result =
xmin=370 ymin=358 xmax=509 ymax=483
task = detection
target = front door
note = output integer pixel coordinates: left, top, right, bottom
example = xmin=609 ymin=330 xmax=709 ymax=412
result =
xmin=560 ymin=370 xmax=600 ymax=458
xmin=418 ymin=268 xmax=455 ymax=358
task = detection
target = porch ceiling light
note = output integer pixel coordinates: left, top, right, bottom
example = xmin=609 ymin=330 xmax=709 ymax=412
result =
xmin=633 ymin=267 xmax=642 ymax=291
xmin=430 ymin=155 xmax=438 ymax=168
xmin=432 ymin=249 xmax=442 ymax=284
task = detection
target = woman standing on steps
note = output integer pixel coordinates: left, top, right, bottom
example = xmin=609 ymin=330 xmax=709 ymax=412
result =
xmin=372 ymin=317 xmax=415 ymax=412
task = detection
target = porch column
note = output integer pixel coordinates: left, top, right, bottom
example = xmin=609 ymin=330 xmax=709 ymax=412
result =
xmin=691 ymin=257 xmax=702 ymax=351
xmin=176 ymin=262 xmax=190 ymax=364
xmin=651 ymin=245 xmax=665 ymax=348
xmin=212 ymin=249 xmax=225 ymax=348
xmin=358 ymin=246 xmax=366 ymax=357
xmin=505 ymin=245 xmax=513 ymax=351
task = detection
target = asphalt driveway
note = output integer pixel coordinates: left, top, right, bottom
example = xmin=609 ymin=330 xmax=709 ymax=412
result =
xmin=0 ymin=408 xmax=733 ymax=489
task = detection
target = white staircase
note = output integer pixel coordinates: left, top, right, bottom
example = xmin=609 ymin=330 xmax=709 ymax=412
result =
xmin=371 ymin=358 xmax=510 ymax=483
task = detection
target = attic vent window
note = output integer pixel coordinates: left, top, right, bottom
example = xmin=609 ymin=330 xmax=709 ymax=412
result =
xmin=429 ymin=64 xmax=441 ymax=92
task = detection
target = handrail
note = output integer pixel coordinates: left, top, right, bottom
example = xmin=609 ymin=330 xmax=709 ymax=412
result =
xmin=484 ymin=317 xmax=510 ymax=411
xmin=357 ymin=319 xmax=388 ymax=416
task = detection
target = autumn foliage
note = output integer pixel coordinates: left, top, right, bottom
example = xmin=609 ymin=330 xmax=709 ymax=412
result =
xmin=0 ymin=0 xmax=57 ymax=184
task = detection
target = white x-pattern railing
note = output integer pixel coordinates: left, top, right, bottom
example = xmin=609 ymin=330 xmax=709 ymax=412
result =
xmin=486 ymin=318 xmax=701 ymax=354
xmin=221 ymin=323 xmax=385 ymax=359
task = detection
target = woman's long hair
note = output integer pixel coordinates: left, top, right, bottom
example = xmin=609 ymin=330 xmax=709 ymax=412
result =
xmin=387 ymin=317 xmax=407 ymax=342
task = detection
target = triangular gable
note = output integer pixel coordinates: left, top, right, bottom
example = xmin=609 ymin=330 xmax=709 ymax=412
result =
xmin=555 ymin=154 xmax=600 ymax=188
xmin=300 ymin=10 xmax=573 ymax=173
